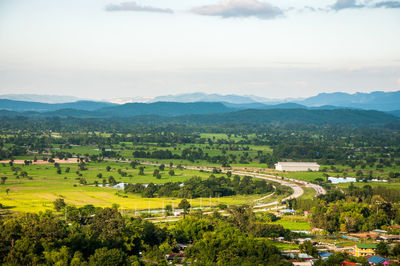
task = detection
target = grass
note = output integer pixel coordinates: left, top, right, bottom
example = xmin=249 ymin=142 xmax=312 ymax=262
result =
xmin=271 ymin=215 xmax=311 ymax=231
xmin=0 ymin=161 xmax=273 ymax=213
xmin=297 ymin=187 xmax=316 ymax=200
xmin=265 ymin=240 xmax=299 ymax=250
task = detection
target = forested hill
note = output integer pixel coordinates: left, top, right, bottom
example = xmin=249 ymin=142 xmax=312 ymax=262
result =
xmin=95 ymin=102 xmax=235 ymax=116
xmin=137 ymin=109 xmax=400 ymax=126
xmin=0 ymin=99 xmax=115 ymax=112
xmin=1 ymin=108 xmax=398 ymax=127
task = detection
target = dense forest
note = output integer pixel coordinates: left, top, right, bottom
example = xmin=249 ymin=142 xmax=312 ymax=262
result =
xmin=0 ymin=204 xmax=296 ymax=265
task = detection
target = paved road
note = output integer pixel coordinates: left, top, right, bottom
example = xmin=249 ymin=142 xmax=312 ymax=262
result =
xmin=106 ymin=160 xmax=326 ymax=207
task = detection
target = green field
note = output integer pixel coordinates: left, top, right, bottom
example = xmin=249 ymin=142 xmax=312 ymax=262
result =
xmin=0 ymin=161 xmax=273 ymax=213
xmin=271 ymin=215 xmax=311 ymax=231
xmin=297 ymin=187 xmax=316 ymax=200
xmin=265 ymin=240 xmax=299 ymax=250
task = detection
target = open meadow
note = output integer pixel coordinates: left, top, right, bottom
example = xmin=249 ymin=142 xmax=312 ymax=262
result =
xmin=0 ymin=160 xmax=277 ymax=213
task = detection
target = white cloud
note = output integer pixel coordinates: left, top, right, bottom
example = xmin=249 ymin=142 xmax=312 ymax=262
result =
xmin=105 ymin=2 xmax=173 ymax=13
xmin=191 ymin=0 xmax=283 ymax=19
xmin=375 ymin=1 xmax=400 ymax=8
xmin=331 ymin=0 xmax=364 ymax=10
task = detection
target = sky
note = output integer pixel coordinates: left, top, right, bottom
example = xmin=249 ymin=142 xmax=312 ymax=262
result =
xmin=0 ymin=0 xmax=399 ymax=100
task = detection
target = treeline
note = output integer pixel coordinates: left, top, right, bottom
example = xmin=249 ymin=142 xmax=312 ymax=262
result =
xmin=1 ymin=120 xmax=400 ymax=168
xmin=133 ymin=148 xmax=256 ymax=166
xmin=124 ymin=175 xmax=276 ymax=198
xmin=0 ymin=205 xmax=291 ymax=265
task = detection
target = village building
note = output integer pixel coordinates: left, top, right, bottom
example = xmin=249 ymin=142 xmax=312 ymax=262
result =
xmin=275 ymin=162 xmax=320 ymax=172
xmin=367 ymin=256 xmax=389 ymax=265
xmin=341 ymin=261 xmax=359 ymax=266
xmin=318 ymin=252 xmax=332 ymax=260
xmin=353 ymin=243 xmax=377 ymax=257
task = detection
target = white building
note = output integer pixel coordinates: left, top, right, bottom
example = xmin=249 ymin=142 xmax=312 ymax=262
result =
xmin=274 ymin=162 xmax=320 ymax=172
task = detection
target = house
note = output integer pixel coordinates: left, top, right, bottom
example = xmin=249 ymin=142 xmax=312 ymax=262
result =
xmin=367 ymin=256 xmax=389 ymax=265
xmin=298 ymin=253 xmax=314 ymax=260
xmin=353 ymin=243 xmax=377 ymax=257
xmin=377 ymin=234 xmax=400 ymax=242
xmin=373 ymin=229 xmax=387 ymax=234
xmin=275 ymin=162 xmax=320 ymax=172
xmin=318 ymin=252 xmax=332 ymax=260
xmin=292 ymin=262 xmax=314 ymax=266
xmin=341 ymin=261 xmax=359 ymax=266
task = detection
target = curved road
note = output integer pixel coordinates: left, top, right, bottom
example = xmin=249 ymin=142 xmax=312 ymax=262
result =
xmin=133 ymin=161 xmax=326 ymax=208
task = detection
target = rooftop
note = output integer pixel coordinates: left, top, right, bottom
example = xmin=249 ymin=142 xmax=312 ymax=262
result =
xmin=275 ymin=162 xmax=319 ymax=166
xmin=367 ymin=256 xmax=388 ymax=264
xmin=356 ymin=243 xmax=377 ymax=249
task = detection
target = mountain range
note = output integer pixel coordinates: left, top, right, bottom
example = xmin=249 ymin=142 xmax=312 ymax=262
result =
xmin=0 ymin=99 xmax=115 ymax=112
xmin=0 ymin=91 xmax=399 ymax=126
xmin=1 ymin=90 xmax=399 ymax=111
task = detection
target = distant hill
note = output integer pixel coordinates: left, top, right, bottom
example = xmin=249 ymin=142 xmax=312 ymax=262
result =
xmin=0 ymin=94 xmax=82 ymax=103
xmin=152 ymin=92 xmax=276 ymax=104
xmin=167 ymin=109 xmax=399 ymax=126
xmin=96 ymin=102 xmax=235 ymax=117
xmin=222 ymin=102 xmax=307 ymax=110
xmin=2 ymin=90 xmax=399 ymax=111
xmin=388 ymin=110 xmax=400 ymax=117
xmin=297 ymin=91 xmax=400 ymax=111
xmin=0 ymin=99 xmax=115 ymax=112
xmin=1 ymin=106 xmax=398 ymax=126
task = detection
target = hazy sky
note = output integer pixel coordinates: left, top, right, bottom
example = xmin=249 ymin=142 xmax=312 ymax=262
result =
xmin=0 ymin=0 xmax=399 ymax=100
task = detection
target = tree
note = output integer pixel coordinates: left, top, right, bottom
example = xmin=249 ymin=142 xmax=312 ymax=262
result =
xmin=376 ymin=241 xmax=389 ymax=257
xmin=168 ymin=169 xmax=175 ymax=176
xmin=1 ymin=176 xmax=7 ymax=185
xmin=53 ymin=198 xmax=66 ymax=211
xmin=130 ymin=161 xmax=138 ymax=169
xmin=106 ymin=166 xmax=111 ymax=172
xmin=5 ymin=188 xmax=10 ymax=195
xmin=299 ymin=240 xmax=318 ymax=257
xmin=153 ymin=169 xmax=159 ymax=177
xmin=89 ymin=248 xmax=126 ymax=266
xmin=108 ymin=176 xmax=117 ymax=186
xmin=178 ymin=199 xmax=191 ymax=218
xmin=391 ymin=242 xmax=400 ymax=257
xmin=44 ymin=246 xmax=70 ymax=265
xmin=159 ymin=164 xmax=165 ymax=171
xmin=90 ymin=208 xmax=125 ymax=243
xmin=138 ymin=167 xmax=144 ymax=175
xmin=165 ymin=205 xmax=172 ymax=216
xmin=227 ymin=205 xmax=255 ymax=231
